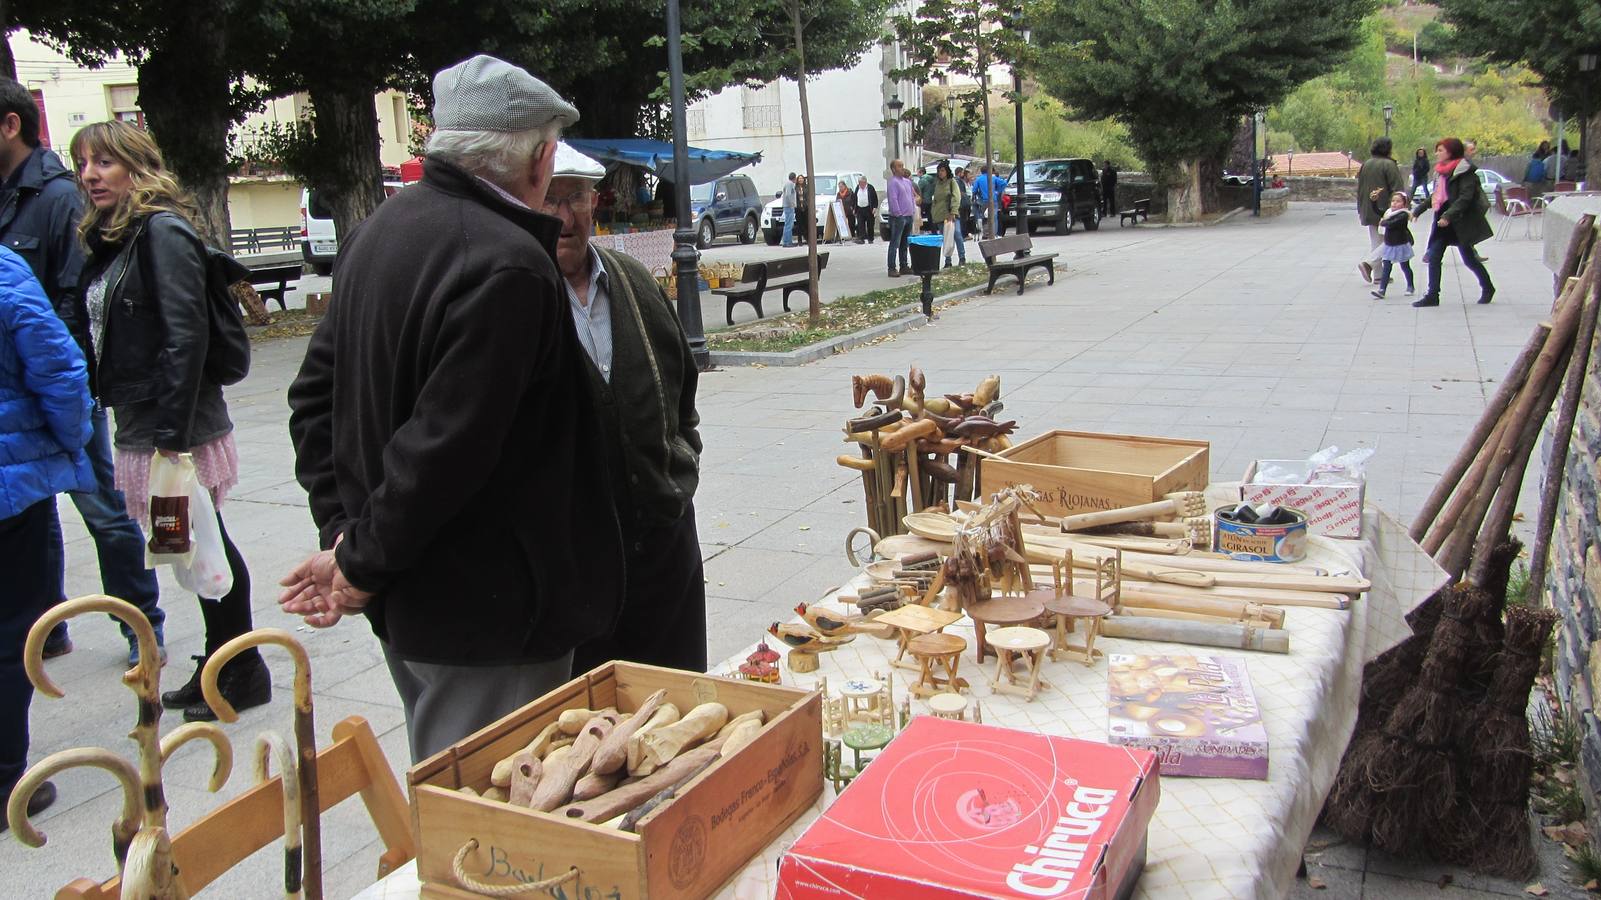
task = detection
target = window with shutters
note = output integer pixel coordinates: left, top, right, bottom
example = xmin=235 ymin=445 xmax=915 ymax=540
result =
xmin=741 ymin=83 xmax=781 ymax=131
xmin=107 ymin=85 xmax=144 ymax=128
xmin=686 ymin=108 xmax=706 ymax=139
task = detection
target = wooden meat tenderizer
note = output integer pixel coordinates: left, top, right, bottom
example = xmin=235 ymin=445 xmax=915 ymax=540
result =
xmin=1058 ymin=492 xmax=1207 ymax=532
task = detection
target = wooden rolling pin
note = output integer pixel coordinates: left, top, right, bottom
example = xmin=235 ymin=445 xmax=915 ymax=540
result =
xmin=1100 ymin=615 xmax=1290 ymax=653
xmin=1058 ymin=493 xmax=1208 ymax=531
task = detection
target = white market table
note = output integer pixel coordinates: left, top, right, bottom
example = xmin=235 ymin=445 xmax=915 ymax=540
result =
xmin=354 ymin=508 xmax=1442 ymax=900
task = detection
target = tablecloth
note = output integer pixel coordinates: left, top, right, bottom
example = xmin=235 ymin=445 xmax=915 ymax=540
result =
xmin=354 ymin=507 xmax=1445 ymax=900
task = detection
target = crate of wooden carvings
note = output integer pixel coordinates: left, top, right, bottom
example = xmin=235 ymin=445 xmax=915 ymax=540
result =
xmin=409 ymin=661 xmax=823 ymax=899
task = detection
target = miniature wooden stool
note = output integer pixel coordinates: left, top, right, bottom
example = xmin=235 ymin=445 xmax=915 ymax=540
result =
xmin=1044 ymin=549 xmax=1119 ymax=666
xmin=927 ymin=692 xmax=968 ymax=720
xmin=966 ymin=595 xmax=1045 ymax=663
xmin=988 ymin=626 xmax=1052 ymax=701
xmin=907 ymin=632 xmax=968 ymax=697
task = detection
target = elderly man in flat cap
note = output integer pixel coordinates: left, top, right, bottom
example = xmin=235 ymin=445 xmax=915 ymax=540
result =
xmin=282 ymin=55 xmax=624 ymax=761
xmin=547 ymin=144 xmax=706 ymax=677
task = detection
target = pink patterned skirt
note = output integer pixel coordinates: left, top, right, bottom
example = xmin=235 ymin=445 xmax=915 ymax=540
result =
xmin=114 ymin=432 xmax=240 ymax=524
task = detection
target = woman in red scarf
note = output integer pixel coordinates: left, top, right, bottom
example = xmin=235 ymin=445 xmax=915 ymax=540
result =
xmin=1410 ymin=137 xmax=1494 ymax=308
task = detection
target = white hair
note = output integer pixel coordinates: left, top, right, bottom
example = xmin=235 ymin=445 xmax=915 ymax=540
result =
xmin=426 ymin=121 xmax=562 ymax=190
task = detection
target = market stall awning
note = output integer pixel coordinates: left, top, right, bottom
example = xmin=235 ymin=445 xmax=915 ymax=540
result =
xmin=564 ymin=138 xmax=760 ymax=185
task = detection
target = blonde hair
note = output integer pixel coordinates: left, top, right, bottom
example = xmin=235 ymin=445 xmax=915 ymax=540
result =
xmin=69 ymin=120 xmax=197 ymax=246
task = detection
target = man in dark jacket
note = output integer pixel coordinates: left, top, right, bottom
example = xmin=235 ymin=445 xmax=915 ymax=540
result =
xmin=546 ymin=143 xmax=706 ymax=675
xmin=1355 ymin=137 xmax=1404 ymax=283
xmin=1100 ymin=162 xmax=1118 ymax=218
xmin=283 ymin=56 xmax=624 ymax=762
xmin=0 ymin=77 xmax=163 ymax=667
xmin=852 ymin=175 xmax=878 ymax=244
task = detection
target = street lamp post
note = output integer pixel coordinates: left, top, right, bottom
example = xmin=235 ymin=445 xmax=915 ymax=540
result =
xmin=665 ymin=0 xmax=708 ymax=369
xmin=1382 ymin=103 xmax=1394 ymax=139
xmin=1011 ymin=12 xmax=1029 ymax=243
xmin=887 ymin=95 xmax=904 ymax=162
xmin=1252 ymin=110 xmax=1262 ymax=217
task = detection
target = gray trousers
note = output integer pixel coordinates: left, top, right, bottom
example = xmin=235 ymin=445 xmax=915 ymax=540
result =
xmin=381 ymin=642 xmax=574 ymax=763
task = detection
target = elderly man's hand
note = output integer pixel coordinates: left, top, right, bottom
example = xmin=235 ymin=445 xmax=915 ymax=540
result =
xmin=279 ymin=549 xmax=374 ymax=628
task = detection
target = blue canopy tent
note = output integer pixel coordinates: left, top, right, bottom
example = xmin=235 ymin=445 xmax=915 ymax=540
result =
xmin=564 ymin=137 xmax=760 ymax=185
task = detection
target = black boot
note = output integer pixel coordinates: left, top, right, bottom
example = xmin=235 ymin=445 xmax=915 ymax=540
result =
xmin=184 ymin=652 xmax=270 ymax=722
xmin=1412 ymin=294 xmax=1440 ymax=308
xmin=0 ymin=780 xmax=56 ymax=831
xmin=1477 ymin=286 xmax=1495 ymax=305
xmin=161 ymin=654 xmax=209 ymax=709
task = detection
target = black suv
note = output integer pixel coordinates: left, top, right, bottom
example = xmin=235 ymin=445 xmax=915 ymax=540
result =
xmin=1000 ymin=158 xmax=1102 ymax=234
xmin=690 ymin=174 xmax=763 ymax=248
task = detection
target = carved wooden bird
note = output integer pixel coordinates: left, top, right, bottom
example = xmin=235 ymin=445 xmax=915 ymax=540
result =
xmin=767 ymin=622 xmax=852 ymax=651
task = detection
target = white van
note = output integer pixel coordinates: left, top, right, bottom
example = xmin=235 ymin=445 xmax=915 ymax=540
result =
xmin=300 ymin=183 xmax=403 ymax=276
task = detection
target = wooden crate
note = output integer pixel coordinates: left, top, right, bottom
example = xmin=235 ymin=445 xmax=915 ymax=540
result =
xmin=978 ymin=429 xmax=1210 ymax=516
xmin=410 ymin=662 xmax=822 ymax=899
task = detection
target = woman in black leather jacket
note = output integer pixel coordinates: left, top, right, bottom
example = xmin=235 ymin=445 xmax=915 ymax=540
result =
xmin=69 ymin=121 xmax=269 ymax=722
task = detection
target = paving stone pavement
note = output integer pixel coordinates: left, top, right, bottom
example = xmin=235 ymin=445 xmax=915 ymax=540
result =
xmin=3 ymin=202 xmax=1584 ymax=897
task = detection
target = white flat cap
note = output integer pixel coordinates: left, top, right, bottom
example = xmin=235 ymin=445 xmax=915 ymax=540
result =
xmin=432 ymin=54 xmax=579 ymax=133
xmin=553 ymin=142 xmax=605 ymax=181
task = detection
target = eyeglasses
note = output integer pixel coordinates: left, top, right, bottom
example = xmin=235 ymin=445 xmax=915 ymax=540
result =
xmin=540 ymin=188 xmax=594 ymax=213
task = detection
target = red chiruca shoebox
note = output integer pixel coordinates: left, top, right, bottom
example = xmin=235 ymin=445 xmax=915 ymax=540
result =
xmin=778 ymin=717 xmax=1160 ymax=899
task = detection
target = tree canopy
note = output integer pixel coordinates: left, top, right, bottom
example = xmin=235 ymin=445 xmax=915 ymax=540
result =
xmin=1032 ymin=0 xmax=1373 ymax=219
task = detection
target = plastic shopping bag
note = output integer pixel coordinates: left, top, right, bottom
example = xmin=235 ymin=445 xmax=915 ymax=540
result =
xmin=942 ymin=220 xmax=957 ymax=259
xmin=173 ymin=475 xmax=232 ymax=599
xmin=145 ymin=452 xmax=196 ymax=568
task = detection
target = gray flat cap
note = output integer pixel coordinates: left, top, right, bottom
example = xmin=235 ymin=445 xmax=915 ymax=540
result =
xmin=433 ymin=54 xmax=579 ymax=133
xmin=553 ymin=142 xmax=606 ymax=181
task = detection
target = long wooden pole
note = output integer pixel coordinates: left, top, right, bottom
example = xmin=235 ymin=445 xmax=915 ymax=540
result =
xmin=1526 ymin=269 xmax=1601 ymax=596
xmin=1552 ymin=213 xmax=1596 ymax=302
xmin=1410 ymin=323 xmax=1550 ymax=542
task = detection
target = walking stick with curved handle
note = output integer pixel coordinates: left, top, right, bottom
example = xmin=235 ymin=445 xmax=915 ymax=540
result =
xmin=201 ymin=629 xmax=322 ymax=900
xmin=256 ymin=732 xmax=304 ymax=899
xmin=120 ymin=825 xmax=184 ymax=900
xmin=159 ymin=722 xmax=234 ymax=793
xmin=6 ymin=747 xmax=142 ymax=866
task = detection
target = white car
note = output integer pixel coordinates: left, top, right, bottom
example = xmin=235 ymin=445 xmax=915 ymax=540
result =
xmin=1409 ymin=167 xmax=1513 ymax=205
xmin=761 ymin=171 xmax=867 ymax=244
xmin=300 ymin=182 xmax=404 ymax=275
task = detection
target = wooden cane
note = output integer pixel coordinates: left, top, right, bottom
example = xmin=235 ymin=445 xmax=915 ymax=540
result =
xmin=256 ymin=732 xmax=305 ymax=899
xmin=6 ymin=748 xmax=142 ymax=865
xmin=202 ymin=629 xmax=324 ymax=900
xmin=159 ymin=722 xmax=234 ymax=793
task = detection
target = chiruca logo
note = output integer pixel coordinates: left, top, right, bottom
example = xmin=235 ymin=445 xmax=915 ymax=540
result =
xmin=1004 ymin=785 xmax=1119 ymax=897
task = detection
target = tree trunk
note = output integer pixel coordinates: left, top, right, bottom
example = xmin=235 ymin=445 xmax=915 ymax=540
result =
xmin=791 ymin=2 xmax=822 ymax=327
xmin=1197 ymin=154 xmax=1224 ymax=214
xmin=0 ymin=1 xmax=15 ymax=83
xmin=136 ymin=3 xmax=234 ymax=248
xmin=975 ymin=0 xmax=995 ymax=239
xmin=1167 ymin=158 xmax=1204 ymax=223
xmin=1586 ymin=115 xmax=1600 ymax=193
xmin=307 ymin=81 xmax=386 ymax=245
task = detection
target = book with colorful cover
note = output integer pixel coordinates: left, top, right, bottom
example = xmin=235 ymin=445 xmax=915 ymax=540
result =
xmin=1106 ymin=653 xmax=1268 ymax=780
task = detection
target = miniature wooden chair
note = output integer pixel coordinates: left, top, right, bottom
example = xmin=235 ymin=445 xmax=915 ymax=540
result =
xmin=821 ymin=689 xmax=848 ymax=740
xmin=908 ymin=632 xmax=968 ymax=697
xmin=56 ymin=717 xmax=414 ymax=900
xmin=927 ymin=692 xmax=969 ymax=720
xmin=988 ymin=626 xmax=1052 ymax=702
xmin=1043 ymin=550 xmax=1119 ymax=666
xmin=823 ymin=740 xmax=858 ymax=793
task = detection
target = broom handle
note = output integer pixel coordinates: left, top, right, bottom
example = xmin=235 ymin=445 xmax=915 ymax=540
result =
xmin=1438 ymin=266 xmax=1590 ymax=579
xmin=1526 ymin=272 xmax=1601 ymax=596
xmin=1425 ymin=265 xmax=1590 ymax=558
xmin=1464 ymin=357 xmax=1568 ymax=585
xmin=1422 ymin=406 xmax=1513 ymax=555
xmin=1409 ymin=322 xmax=1549 ymax=542
xmin=1552 ymin=213 xmax=1597 ymax=304
xmin=1059 ymin=499 xmax=1180 ymax=531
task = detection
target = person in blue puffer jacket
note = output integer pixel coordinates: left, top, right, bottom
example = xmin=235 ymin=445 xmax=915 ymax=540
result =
xmin=0 ymin=243 xmax=93 ymax=831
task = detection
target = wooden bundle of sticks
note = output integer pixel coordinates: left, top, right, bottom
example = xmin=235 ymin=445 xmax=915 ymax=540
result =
xmin=1410 ymin=214 xmax=1600 ymax=584
xmin=839 ymin=369 xmax=1016 ymax=536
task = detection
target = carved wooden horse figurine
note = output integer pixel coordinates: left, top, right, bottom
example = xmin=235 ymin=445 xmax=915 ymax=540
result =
xmin=10 ymin=595 xmax=233 ymax=898
xmin=203 ymin=628 xmax=323 ymax=900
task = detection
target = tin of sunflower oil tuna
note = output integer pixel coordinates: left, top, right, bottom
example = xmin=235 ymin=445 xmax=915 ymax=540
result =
xmin=1213 ymin=505 xmax=1309 ymax=563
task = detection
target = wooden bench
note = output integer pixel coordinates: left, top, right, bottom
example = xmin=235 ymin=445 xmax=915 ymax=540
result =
xmin=978 ymin=234 xmax=1057 ymax=296
xmin=228 ymin=226 xmax=299 ymax=255
xmin=246 ymin=261 xmax=304 ymax=310
xmin=714 ymin=251 xmax=830 ymax=325
xmin=1118 ymin=198 xmax=1151 ymax=226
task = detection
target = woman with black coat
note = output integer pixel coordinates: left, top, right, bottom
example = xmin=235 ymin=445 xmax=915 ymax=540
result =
xmin=1411 ymin=148 xmax=1431 ymax=200
xmin=69 ymin=121 xmax=269 ymax=721
xmin=1411 ymin=137 xmax=1494 ymax=308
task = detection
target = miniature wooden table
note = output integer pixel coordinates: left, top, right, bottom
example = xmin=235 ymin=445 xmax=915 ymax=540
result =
xmin=988 ymin=625 xmax=1052 ymax=701
xmin=965 ymin=595 xmax=1045 ymax=663
xmin=842 ymin=721 xmax=895 ymax=769
xmin=907 ymin=632 xmax=968 ymax=697
xmin=927 ymin=691 xmax=969 ymax=720
xmin=875 ymin=603 xmax=963 ymax=670
xmin=1043 ymin=593 xmax=1114 ymax=666
xmin=838 ymin=678 xmax=883 ymax=721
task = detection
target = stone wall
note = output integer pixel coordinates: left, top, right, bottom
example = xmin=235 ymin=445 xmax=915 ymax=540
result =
xmin=1545 ymin=304 xmax=1601 ymax=838
xmin=1283 ymin=176 xmax=1358 ymax=203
